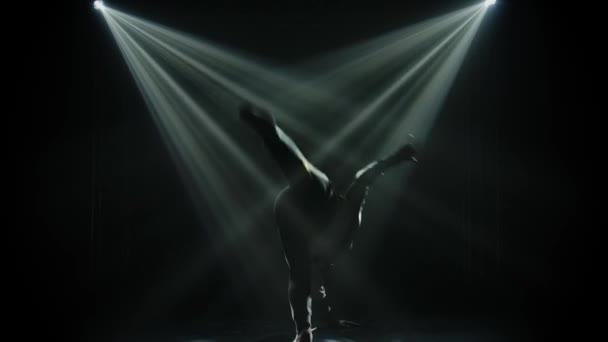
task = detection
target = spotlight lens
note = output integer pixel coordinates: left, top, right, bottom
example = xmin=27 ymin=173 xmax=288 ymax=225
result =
xmin=94 ymin=0 xmax=104 ymax=10
xmin=485 ymin=0 xmax=496 ymax=5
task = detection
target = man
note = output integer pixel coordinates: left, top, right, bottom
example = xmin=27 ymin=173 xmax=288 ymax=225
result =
xmin=240 ymin=103 xmax=417 ymax=342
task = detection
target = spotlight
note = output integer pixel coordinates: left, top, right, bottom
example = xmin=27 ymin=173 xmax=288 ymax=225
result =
xmin=94 ymin=0 xmax=104 ymax=10
xmin=484 ymin=0 xmax=496 ymax=6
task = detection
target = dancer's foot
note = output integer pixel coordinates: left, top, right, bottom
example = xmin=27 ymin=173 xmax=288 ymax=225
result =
xmin=293 ymin=327 xmax=314 ymax=342
xmin=239 ymin=102 xmax=276 ymax=134
xmin=327 ymin=319 xmax=361 ymax=329
xmin=325 ymin=309 xmax=361 ymax=329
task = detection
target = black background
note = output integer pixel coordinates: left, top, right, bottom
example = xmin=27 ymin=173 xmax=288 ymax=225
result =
xmin=22 ymin=0 xmax=586 ymax=340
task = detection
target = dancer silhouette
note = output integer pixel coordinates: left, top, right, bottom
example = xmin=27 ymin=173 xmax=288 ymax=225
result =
xmin=240 ymin=103 xmax=417 ymax=342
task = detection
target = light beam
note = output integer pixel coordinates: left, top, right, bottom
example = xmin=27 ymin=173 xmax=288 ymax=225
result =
xmin=93 ymin=0 xmax=104 ymax=11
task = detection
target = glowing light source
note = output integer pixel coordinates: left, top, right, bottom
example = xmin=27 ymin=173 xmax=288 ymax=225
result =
xmin=94 ymin=0 xmax=104 ymax=10
xmin=485 ymin=0 xmax=496 ymax=6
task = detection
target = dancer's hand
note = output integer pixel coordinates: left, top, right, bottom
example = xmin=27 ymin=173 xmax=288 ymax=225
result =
xmin=387 ymin=134 xmax=418 ymax=164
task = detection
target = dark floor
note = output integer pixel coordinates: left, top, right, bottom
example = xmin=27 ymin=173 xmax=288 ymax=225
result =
xmin=108 ymin=318 xmax=532 ymax=342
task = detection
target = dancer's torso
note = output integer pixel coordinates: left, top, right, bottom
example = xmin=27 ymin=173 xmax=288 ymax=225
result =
xmin=274 ymin=171 xmax=361 ymax=262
